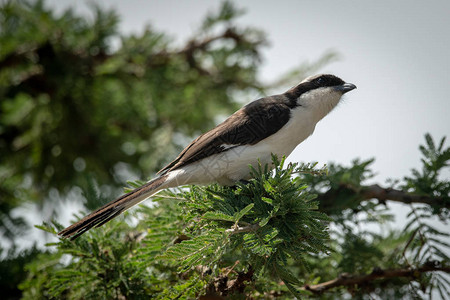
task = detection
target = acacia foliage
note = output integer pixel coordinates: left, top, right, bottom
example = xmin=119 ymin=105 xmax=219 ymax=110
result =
xmin=22 ymin=137 xmax=450 ymax=299
xmin=22 ymin=157 xmax=332 ymax=299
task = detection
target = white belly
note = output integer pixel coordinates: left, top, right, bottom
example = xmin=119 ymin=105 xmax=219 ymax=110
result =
xmin=165 ymin=107 xmax=317 ymax=186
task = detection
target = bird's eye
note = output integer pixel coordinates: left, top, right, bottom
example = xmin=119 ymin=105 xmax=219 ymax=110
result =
xmin=316 ymin=77 xmax=324 ymax=85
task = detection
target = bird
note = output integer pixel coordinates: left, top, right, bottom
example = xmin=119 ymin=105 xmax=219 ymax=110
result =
xmin=59 ymin=74 xmax=356 ymax=239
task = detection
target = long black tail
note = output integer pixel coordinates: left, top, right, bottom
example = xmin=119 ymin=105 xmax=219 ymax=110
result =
xmin=58 ymin=174 xmax=169 ymax=240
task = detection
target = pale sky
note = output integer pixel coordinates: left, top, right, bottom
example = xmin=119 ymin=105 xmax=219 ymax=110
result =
xmin=10 ymin=0 xmax=449 ymax=251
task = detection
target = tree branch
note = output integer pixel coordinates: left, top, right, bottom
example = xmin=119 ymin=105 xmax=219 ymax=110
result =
xmin=201 ymin=266 xmax=254 ymax=298
xmin=318 ymin=183 xmax=449 ymax=213
xmin=171 ymin=27 xmax=262 ymax=76
xmin=1 ymin=28 xmax=263 ymax=81
xmin=303 ymin=261 xmax=450 ymax=294
xmin=360 ymin=184 xmax=448 ymax=208
xmin=225 ymin=224 xmax=260 ymax=234
xmin=177 ymin=28 xmax=252 ymax=55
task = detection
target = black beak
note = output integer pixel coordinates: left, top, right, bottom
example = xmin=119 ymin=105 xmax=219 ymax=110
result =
xmin=335 ymin=83 xmax=357 ymax=94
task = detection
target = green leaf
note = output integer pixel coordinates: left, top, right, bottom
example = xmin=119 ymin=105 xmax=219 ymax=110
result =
xmin=233 ymin=203 xmax=254 ymax=222
xmin=202 ymin=211 xmax=234 ymax=222
xmin=261 ymin=197 xmax=273 ymax=205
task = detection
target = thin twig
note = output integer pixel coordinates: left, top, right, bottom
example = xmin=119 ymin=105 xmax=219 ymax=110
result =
xmin=225 ymin=224 xmax=259 ymax=234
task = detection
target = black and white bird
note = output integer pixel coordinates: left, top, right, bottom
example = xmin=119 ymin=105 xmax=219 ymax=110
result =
xmin=59 ymin=74 xmax=356 ymax=239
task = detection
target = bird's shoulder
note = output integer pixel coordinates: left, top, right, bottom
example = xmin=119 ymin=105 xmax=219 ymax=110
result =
xmin=157 ymin=94 xmax=293 ymax=174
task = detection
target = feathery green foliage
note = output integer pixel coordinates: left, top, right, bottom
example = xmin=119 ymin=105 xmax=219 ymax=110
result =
xmin=402 ymin=134 xmax=450 ymax=216
xmin=295 ymin=134 xmax=450 ymax=299
xmin=21 ymin=156 xmax=331 ymax=299
xmin=18 ymin=135 xmax=450 ymax=299
xmin=159 ymin=156 xmax=331 ymax=297
xmin=401 ymin=136 xmax=450 ymax=298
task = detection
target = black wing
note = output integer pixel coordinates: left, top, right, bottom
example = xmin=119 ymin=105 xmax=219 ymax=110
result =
xmin=158 ymin=95 xmax=292 ymax=174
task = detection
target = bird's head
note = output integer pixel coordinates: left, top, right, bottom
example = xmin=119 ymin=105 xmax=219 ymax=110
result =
xmin=286 ymin=74 xmax=356 ymax=120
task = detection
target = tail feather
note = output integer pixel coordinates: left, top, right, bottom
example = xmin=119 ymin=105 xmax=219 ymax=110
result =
xmin=59 ymin=174 xmax=169 ymax=239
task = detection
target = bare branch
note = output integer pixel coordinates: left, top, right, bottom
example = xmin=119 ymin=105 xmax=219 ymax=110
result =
xmin=303 ymin=261 xmax=450 ymax=294
xmin=177 ymin=28 xmax=252 ymax=55
xmin=361 ymin=184 xmax=448 ymax=208
xmin=318 ymin=183 xmax=449 ymax=213
xmin=171 ymin=27 xmax=262 ymax=77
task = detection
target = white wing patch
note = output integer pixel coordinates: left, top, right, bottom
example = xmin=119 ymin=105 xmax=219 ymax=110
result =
xmin=220 ymin=144 xmax=239 ymax=150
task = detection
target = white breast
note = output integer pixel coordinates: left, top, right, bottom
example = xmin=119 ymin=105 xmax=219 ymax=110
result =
xmin=165 ymin=106 xmax=317 ymax=186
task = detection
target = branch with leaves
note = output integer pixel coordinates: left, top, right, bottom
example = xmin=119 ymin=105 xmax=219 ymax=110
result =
xmin=303 ymin=261 xmax=450 ymax=294
xmin=318 ymin=183 xmax=449 ymax=211
xmin=26 ymin=134 xmax=449 ymax=299
xmin=305 ymin=134 xmax=449 ymax=217
xmin=157 ymin=156 xmax=332 ymax=298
